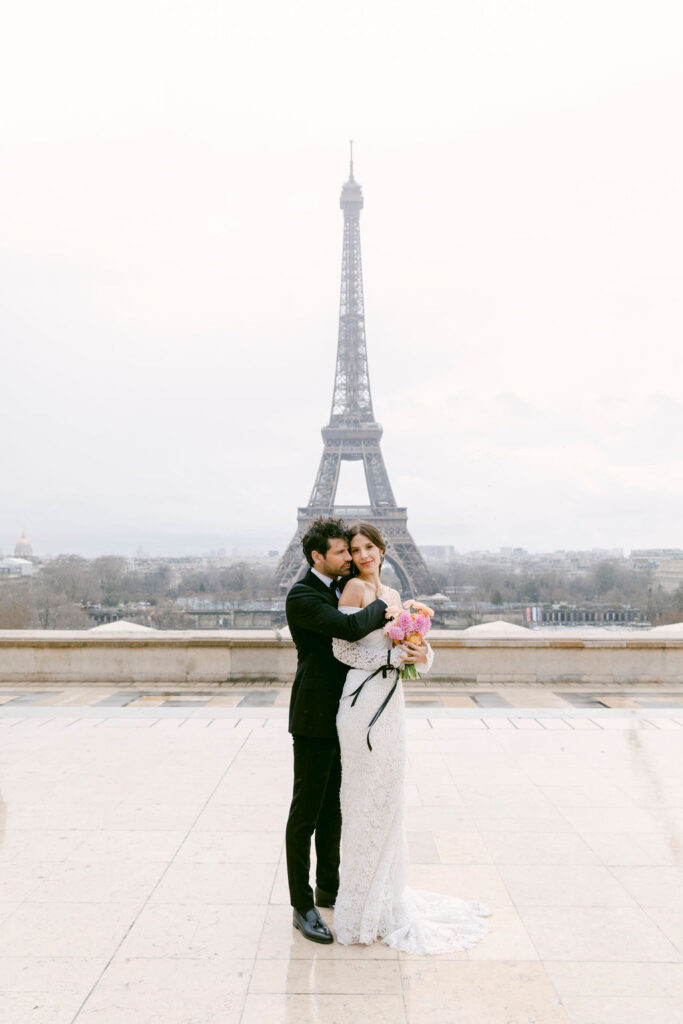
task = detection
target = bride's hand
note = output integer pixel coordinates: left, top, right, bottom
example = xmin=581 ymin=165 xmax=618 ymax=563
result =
xmin=400 ymin=640 xmax=428 ymax=665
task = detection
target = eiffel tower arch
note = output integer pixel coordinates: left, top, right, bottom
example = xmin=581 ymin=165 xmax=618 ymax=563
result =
xmin=274 ymin=149 xmax=437 ymax=598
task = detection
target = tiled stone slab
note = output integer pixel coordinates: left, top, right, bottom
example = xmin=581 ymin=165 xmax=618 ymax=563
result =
xmin=633 ymin=833 xmax=683 ymax=865
xmin=404 ymin=864 xmax=511 ymax=909
xmin=400 ymin=961 xmax=571 ymax=1023
xmin=3 ymin=691 xmax=683 ymax=1023
xmin=642 ymin=907 xmax=683 ymax=954
xmin=537 ymin=783 xmax=635 ymax=808
xmin=75 ymin=957 xmax=250 ymax=1024
xmin=406 ymin=831 xmax=441 ymax=863
xmin=480 ymin=830 xmax=600 ymax=866
xmin=625 ymin=783 xmax=683 ymax=807
xmin=610 ymin=865 xmax=683 ymax=907
xmin=560 ymin=995 xmax=683 ymax=1023
xmin=174 ymin=830 xmax=283 ymax=864
xmin=545 ymin=960 xmax=683 ymax=998
xmin=241 ymin=993 xmax=406 ymax=1024
xmin=0 ymin=904 xmax=19 ymax=926
xmin=403 ymin=806 xmax=476 ymax=832
xmin=456 ymin=782 xmax=559 ymax=815
xmin=29 ymin=858 xmax=169 ymax=903
xmin=430 ymin=718 xmax=488 ymax=729
xmin=517 ymin=906 xmax=682 ymax=962
xmin=471 ymin=812 xmax=576 ymax=834
xmin=466 ymin=907 xmax=539 ymax=961
xmin=64 ymin=829 xmax=185 ymax=862
xmin=194 ymin=803 xmax=287 ymax=832
xmin=432 ymin=831 xmax=493 ymax=865
xmin=0 ymin=860 xmax=55 ymax=902
xmin=580 ymin=832 xmax=663 ymax=866
xmin=558 ymin=806 xmax=674 ymax=835
xmin=0 ymin=955 xmax=106 ymax=993
xmin=0 ymin=901 xmax=139 ymax=957
xmin=97 ymin=803 xmax=203 ymax=831
xmin=0 ymin=829 xmax=89 ymax=864
xmin=511 ymin=717 xmax=545 ymax=729
xmin=497 ymin=864 xmax=636 ymax=907
xmin=118 ymin=903 xmax=267 ymax=960
xmin=249 ymin=958 xmax=401 ymax=993
xmin=0 ymin=990 xmax=85 ymax=1024
xmin=150 ymin=861 xmax=277 ymax=905
xmin=269 ymin=862 xmax=292 ymax=904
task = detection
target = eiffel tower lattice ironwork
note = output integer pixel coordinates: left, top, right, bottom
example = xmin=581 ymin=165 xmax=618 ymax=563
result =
xmin=274 ymin=149 xmax=437 ymax=597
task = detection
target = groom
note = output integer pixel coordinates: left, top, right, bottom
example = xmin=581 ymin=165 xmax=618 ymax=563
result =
xmin=284 ymin=516 xmax=392 ymax=944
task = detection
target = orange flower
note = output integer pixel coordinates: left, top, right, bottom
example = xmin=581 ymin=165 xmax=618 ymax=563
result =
xmin=403 ymin=600 xmax=434 ymax=617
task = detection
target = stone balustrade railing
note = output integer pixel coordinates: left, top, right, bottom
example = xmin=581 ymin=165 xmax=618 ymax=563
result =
xmin=0 ymin=621 xmax=682 ymax=686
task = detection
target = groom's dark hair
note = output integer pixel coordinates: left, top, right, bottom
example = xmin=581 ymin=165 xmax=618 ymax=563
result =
xmin=301 ymin=516 xmax=348 ymax=566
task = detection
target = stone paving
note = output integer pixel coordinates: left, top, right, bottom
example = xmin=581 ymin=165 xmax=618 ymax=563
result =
xmin=1 ymin=685 xmax=682 ymax=1023
xmin=4 ymin=681 xmax=683 ymax=711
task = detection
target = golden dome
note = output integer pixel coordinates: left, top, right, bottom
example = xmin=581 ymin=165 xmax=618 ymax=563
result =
xmin=14 ymin=530 xmax=33 ymax=558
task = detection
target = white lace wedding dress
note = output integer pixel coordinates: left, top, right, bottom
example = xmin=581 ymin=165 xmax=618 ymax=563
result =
xmin=332 ymin=600 xmax=491 ymax=954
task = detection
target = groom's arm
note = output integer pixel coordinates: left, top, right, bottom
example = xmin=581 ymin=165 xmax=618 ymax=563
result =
xmin=286 ymin=585 xmax=387 ymax=641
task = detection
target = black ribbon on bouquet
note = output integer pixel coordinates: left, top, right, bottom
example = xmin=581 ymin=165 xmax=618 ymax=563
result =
xmin=346 ymin=649 xmax=399 ymax=751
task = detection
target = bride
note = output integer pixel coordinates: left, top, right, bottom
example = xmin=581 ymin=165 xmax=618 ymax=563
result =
xmin=332 ymin=522 xmax=491 ymax=954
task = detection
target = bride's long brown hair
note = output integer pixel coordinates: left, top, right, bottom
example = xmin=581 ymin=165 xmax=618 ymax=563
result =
xmin=346 ymin=522 xmax=386 ymax=578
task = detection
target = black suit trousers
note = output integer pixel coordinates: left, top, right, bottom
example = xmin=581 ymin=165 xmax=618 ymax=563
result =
xmin=285 ymin=733 xmax=342 ymax=913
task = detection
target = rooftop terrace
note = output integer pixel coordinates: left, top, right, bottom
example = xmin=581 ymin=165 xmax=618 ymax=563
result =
xmin=1 ymin=627 xmax=682 ymax=1022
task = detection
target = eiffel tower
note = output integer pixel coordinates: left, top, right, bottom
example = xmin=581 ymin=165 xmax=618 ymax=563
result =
xmin=274 ymin=148 xmax=437 ymax=597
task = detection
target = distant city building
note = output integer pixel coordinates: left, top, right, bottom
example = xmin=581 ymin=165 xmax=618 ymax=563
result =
xmin=14 ymin=530 xmax=33 ymax=559
xmin=526 ymin=604 xmax=646 ymax=627
xmin=420 ymin=545 xmax=457 ymax=563
xmin=654 ymin=560 xmax=683 ymax=593
xmin=0 ymin=556 xmax=34 ymax=577
xmin=630 ymin=549 xmax=683 ymax=571
xmin=176 ymin=597 xmax=286 ymax=629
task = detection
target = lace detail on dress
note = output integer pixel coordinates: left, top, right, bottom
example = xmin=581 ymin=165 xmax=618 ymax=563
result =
xmin=333 ymin=605 xmax=491 ymax=954
xmin=333 ymin=636 xmax=403 ymax=672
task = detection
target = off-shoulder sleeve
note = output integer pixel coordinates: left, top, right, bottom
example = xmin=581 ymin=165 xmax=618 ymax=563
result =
xmin=332 ymin=637 xmax=403 ymax=672
xmin=420 ymin=641 xmax=434 ymax=674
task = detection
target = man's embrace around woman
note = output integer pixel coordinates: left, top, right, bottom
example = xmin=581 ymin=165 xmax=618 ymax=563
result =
xmin=284 ymin=517 xmax=490 ymax=953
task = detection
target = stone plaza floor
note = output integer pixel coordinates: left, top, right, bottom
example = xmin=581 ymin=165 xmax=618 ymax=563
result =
xmin=1 ymin=683 xmax=683 ymax=1023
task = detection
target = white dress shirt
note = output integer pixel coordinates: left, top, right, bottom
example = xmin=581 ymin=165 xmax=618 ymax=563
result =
xmin=311 ymin=567 xmax=342 ymax=599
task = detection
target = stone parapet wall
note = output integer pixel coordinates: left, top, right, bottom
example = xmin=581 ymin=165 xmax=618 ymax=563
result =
xmin=1 ymin=627 xmax=682 ymax=685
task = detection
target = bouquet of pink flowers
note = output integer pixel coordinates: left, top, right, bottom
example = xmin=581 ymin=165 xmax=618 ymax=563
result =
xmin=384 ymin=601 xmax=434 ymax=679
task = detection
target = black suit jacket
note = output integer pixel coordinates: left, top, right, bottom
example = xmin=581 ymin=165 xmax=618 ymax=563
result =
xmin=286 ymin=569 xmax=388 ymax=738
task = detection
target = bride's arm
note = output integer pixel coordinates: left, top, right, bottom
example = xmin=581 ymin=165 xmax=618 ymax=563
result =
xmin=418 ymin=641 xmax=434 ymax=673
xmin=332 ymin=636 xmax=405 ymax=671
xmin=334 ymin=582 xmax=406 ymax=670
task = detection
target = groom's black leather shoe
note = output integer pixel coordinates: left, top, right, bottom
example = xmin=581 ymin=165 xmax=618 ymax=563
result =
xmin=293 ymin=907 xmax=333 ymax=944
xmin=314 ymin=886 xmax=337 ymax=909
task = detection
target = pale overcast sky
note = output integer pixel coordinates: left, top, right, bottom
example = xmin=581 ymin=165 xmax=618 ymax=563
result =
xmin=1 ymin=0 xmax=682 ymax=557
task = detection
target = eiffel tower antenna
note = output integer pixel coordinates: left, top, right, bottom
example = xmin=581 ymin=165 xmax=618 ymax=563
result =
xmin=274 ymin=152 xmax=437 ymax=596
